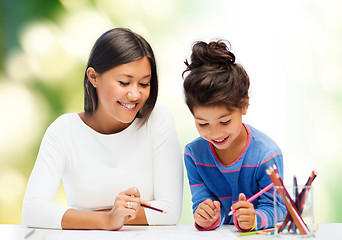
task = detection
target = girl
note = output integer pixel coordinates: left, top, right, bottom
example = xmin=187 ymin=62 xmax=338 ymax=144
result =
xmin=22 ymin=28 xmax=183 ymax=230
xmin=182 ymin=40 xmax=286 ymax=232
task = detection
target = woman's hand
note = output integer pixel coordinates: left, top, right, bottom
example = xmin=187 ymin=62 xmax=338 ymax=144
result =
xmin=105 ymin=187 xmax=143 ymax=230
xmin=194 ymin=199 xmax=221 ymax=229
xmin=231 ymin=193 xmax=256 ymax=231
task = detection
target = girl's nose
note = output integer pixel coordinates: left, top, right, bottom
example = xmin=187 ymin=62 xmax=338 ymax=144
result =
xmin=209 ymin=127 xmax=222 ymax=139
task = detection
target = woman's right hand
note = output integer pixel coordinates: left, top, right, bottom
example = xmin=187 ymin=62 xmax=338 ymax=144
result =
xmin=194 ymin=199 xmax=221 ymax=229
xmin=105 ymin=187 xmax=143 ymax=230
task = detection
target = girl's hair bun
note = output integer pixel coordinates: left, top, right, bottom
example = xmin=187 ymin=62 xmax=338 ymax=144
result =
xmin=183 ymin=39 xmax=249 ymax=111
xmin=187 ymin=40 xmax=235 ymax=69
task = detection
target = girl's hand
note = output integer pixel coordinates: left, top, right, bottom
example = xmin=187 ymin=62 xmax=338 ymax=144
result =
xmin=231 ymin=193 xmax=256 ymax=231
xmin=106 ymin=187 xmax=143 ymax=230
xmin=194 ymin=199 xmax=221 ymax=229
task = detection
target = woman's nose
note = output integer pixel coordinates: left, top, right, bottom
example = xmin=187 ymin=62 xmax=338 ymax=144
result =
xmin=127 ymin=85 xmax=141 ymax=101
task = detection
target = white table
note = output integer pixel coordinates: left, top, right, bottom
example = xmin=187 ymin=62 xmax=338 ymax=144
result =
xmin=1 ymin=223 xmax=341 ymax=240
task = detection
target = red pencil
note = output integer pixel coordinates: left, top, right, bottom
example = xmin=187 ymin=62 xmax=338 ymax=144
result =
xmin=141 ymin=203 xmax=167 ymax=213
xmin=278 ymin=170 xmax=317 ymax=233
xmin=267 ymin=167 xmax=309 ymax=235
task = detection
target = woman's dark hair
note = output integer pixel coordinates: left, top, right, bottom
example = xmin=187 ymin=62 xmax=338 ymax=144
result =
xmin=182 ymin=40 xmax=249 ymax=112
xmin=84 ymin=28 xmax=158 ymax=125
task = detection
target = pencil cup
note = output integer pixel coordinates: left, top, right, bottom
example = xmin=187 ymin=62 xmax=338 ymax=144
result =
xmin=274 ymin=185 xmax=315 ymax=237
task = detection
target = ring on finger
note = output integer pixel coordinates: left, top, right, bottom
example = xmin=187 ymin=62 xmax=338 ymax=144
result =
xmin=127 ymin=201 xmax=133 ymax=209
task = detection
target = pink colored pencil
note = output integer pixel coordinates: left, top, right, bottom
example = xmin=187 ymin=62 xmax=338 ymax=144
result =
xmin=228 ymin=182 xmax=274 ymax=216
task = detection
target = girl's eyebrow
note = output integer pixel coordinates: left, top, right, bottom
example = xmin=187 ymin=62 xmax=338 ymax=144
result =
xmin=195 ymin=114 xmax=231 ymax=121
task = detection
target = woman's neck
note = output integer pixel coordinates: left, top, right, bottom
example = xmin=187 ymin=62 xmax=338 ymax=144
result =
xmin=78 ymin=111 xmax=131 ymax=134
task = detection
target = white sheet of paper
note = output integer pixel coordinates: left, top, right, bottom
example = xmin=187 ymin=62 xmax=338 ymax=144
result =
xmin=56 ymin=225 xmax=239 ymax=240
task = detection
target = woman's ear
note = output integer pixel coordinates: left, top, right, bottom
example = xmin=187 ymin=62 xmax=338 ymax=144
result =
xmin=242 ymin=97 xmax=249 ymax=115
xmin=86 ymin=67 xmax=98 ymax=88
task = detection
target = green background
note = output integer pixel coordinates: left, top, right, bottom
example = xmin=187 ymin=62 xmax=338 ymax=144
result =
xmin=1 ymin=0 xmax=342 ymax=225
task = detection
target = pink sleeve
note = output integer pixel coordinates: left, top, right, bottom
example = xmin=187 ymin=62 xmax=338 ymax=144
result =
xmin=195 ymin=215 xmax=221 ymax=231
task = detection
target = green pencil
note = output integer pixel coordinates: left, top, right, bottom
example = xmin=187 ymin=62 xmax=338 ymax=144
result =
xmin=238 ymin=229 xmax=274 ymax=237
xmin=238 ymin=231 xmax=258 ymax=236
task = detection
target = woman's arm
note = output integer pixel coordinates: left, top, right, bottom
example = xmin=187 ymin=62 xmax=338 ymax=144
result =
xmin=23 ymin=115 xmax=152 ymax=230
xmin=62 ymin=209 xmax=109 ymax=230
xmin=23 ymin=129 xmax=72 ymax=229
xmin=62 ymin=187 xmax=147 ymax=230
xmin=146 ymin=106 xmax=184 ymax=225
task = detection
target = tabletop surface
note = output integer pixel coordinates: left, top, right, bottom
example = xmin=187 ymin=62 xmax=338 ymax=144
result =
xmin=1 ymin=223 xmax=342 ymax=240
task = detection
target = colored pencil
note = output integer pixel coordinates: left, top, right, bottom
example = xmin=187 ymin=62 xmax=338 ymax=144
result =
xmin=267 ymin=167 xmax=309 ymax=235
xmin=228 ymin=182 xmax=274 ymax=216
xmin=141 ymin=203 xmax=167 ymax=213
xmin=270 ymin=169 xmax=307 ymax=234
xmin=238 ymin=228 xmax=274 ymax=236
xmin=278 ymin=171 xmax=316 ymax=233
xmin=24 ymin=229 xmax=35 ymax=238
xmin=292 ymin=175 xmax=299 ymax=232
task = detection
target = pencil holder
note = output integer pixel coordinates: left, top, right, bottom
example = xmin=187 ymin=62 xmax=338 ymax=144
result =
xmin=274 ymin=185 xmax=315 ymax=237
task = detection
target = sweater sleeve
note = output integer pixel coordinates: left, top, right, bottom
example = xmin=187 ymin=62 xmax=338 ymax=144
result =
xmin=253 ymin=151 xmax=287 ymax=230
xmin=144 ymin=106 xmax=184 ymax=225
xmin=184 ymin=146 xmax=221 ymax=230
xmin=22 ymin=125 xmax=70 ymax=229
xmin=184 ymin=149 xmax=216 ymax=211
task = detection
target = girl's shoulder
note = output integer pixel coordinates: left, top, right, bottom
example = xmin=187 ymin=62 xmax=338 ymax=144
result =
xmin=247 ymin=124 xmax=281 ymax=150
xmin=245 ymin=124 xmax=282 ymax=164
xmin=185 ymin=137 xmax=208 ymax=153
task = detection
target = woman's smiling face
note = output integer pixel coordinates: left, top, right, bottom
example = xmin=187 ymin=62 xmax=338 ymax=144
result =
xmin=192 ymin=104 xmax=247 ymax=150
xmin=89 ymin=56 xmax=151 ymax=125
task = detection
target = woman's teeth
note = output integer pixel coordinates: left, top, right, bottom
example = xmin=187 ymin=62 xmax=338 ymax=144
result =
xmin=120 ymin=102 xmax=136 ymax=109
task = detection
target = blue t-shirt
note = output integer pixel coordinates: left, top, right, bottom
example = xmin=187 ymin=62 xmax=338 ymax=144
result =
xmin=184 ymin=124 xmax=286 ymax=230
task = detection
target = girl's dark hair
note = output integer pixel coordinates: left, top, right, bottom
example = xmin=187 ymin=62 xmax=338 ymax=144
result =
xmin=182 ymin=40 xmax=249 ymax=112
xmin=84 ymin=28 xmax=158 ymax=125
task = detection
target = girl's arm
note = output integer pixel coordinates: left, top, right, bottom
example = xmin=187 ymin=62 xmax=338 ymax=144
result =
xmin=184 ymin=148 xmax=222 ymax=230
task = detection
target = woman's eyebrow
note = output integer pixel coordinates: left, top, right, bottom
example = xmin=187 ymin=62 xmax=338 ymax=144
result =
xmin=118 ymin=74 xmax=151 ymax=79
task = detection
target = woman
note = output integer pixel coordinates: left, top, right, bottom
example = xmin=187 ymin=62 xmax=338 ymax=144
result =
xmin=22 ymin=28 xmax=183 ymax=230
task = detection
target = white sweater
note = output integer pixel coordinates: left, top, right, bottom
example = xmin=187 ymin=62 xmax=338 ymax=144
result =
xmin=22 ymin=105 xmax=183 ymax=229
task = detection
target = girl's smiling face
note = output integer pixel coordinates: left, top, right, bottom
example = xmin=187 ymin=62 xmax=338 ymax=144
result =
xmin=192 ymin=104 xmax=248 ymax=150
